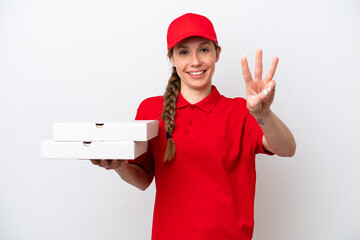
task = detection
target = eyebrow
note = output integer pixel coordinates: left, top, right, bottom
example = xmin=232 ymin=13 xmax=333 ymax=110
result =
xmin=177 ymin=41 xmax=211 ymax=49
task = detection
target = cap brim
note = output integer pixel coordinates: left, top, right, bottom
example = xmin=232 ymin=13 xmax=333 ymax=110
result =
xmin=167 ymin=32 xmax=218 ymax=50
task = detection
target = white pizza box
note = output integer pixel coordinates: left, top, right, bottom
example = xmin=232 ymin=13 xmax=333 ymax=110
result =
xmin=53 ymin=120 xmax=159 ymax=141
xmin=41 ymin=140 xmax=148 ymax=160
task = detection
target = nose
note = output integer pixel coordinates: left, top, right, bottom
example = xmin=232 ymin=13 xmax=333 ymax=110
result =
xmin=190 ymin=53 xmax=202 ymax=67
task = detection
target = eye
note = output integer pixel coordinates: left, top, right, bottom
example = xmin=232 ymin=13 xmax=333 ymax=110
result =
xmin=179 ymin=50 xmax=188 ymax=55
xmin=200 ymin=48 xmax=209 ymax=53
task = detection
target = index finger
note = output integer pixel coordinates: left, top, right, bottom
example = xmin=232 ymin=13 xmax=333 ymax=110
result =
xmin=264 ymin=56 xmax=279 ymax=83
xmin=90 ymin=159 xmax=100 ymax=165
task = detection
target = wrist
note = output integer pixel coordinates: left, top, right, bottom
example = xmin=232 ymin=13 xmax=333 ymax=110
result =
xmin=115 ymin=160 xmax=128 ymax=174
xmin=250 ymin=109 xmax=273 ymax=120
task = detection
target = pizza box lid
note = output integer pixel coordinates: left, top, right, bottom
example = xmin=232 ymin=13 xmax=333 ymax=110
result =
xmin=53 ymin=120 xmax=159 ymax=141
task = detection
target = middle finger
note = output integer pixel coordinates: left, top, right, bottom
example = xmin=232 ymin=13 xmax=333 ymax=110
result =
xmin=254 ymin=48 xmax=263 ymax=81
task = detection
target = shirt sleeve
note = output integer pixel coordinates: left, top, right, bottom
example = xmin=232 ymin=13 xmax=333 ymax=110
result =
xmin=127 ymin=100 xmax=155 ymax=174
xmin=255 ymin=131 xmax=274 ymax=155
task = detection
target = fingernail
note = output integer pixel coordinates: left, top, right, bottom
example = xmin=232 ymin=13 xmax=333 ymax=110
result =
xmin=263 ymin=89 xmax=269 ymax=96
xmin=267 ymin=87 xmax=271 ymax=92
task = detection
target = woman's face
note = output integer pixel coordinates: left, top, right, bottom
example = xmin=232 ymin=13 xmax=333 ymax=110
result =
xmin=170 ymin=36 xmax=221 ymax=93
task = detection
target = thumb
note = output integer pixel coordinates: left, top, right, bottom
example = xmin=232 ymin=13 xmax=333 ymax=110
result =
xmin=260 ymin=80 xmax=276 ymax=100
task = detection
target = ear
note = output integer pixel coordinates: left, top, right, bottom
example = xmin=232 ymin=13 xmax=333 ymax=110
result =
xmin=170 ymin=55 xmax=176 ymax=67
xmin=215 ymin=46 xmax=221 ymax=63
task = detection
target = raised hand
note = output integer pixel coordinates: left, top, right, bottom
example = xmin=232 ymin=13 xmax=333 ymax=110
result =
xmin=241 ymin=49 xmax=279 ymax=116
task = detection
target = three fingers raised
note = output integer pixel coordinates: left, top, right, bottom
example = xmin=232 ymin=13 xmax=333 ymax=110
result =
xmin=241 ymin=49 xmax=279 ymax=85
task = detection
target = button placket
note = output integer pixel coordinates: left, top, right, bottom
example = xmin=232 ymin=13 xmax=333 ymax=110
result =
xmin=188 ymin=105 xmax=194 ymax=132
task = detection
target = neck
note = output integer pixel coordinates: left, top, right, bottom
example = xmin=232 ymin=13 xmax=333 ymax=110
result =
xmin=180 ymin=83 xmax=212 ymax=104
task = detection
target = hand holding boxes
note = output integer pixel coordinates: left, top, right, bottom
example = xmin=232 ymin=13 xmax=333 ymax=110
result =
xmin=41 ymin=120 xmax=159 ymax=160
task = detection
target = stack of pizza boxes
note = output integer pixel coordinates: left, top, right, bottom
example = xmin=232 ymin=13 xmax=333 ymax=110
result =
xmin=41 ymin=121 xmax=159 ymax=160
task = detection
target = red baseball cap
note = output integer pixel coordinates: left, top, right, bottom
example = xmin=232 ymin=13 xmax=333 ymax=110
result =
xmin=167 ymin=13 xmax=218 ymax=50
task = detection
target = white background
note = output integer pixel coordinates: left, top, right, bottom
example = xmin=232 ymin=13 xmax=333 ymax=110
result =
xmin=1 ymin=0 xmax=359 ymax=239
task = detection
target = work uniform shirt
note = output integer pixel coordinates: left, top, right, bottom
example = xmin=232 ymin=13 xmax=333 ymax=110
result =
xmin=129 ymin=85 xmax=273 ymax=240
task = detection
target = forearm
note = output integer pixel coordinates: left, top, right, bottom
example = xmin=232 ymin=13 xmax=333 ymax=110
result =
xmin=253 ymin=110 xmax=296 ymax=157
xmin=115 ymin=162 xmax=154 ymax=191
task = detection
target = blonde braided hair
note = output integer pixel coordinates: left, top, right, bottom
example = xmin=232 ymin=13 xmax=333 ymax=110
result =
xmin=162 ymin=42 xmax=219 ymax=162
xmin=162 ymin=63 xmax=180 ymax=161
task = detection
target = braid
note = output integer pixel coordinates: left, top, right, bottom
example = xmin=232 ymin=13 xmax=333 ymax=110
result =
xmin=162 ymin=66 xmax=180 ymax=162
xmin=161 ymin=41 xmax=218 ymax=162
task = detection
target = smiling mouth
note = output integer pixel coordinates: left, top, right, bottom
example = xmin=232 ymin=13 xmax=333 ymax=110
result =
xmin=188 ymin=70 xmax=206 ymax=76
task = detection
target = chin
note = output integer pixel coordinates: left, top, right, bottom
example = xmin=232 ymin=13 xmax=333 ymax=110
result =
xmin=188 ymin=82 xmax=211 ymax=91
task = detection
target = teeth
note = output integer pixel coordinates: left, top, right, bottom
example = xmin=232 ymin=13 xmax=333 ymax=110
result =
xmin=189 ymin=71 xmax=204 ymax=76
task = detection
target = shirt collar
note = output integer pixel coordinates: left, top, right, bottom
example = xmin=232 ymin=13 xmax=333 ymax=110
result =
xmin=176 ymin=85 xmax=221 ymax=113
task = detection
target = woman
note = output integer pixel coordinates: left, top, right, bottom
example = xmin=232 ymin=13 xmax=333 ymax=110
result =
xmin=91 ymin=13 xmax=296 ymax=240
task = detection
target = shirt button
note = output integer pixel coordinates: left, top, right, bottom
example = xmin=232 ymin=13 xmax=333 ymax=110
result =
xmin=189 ymin=105 xmax=195 ymax=111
